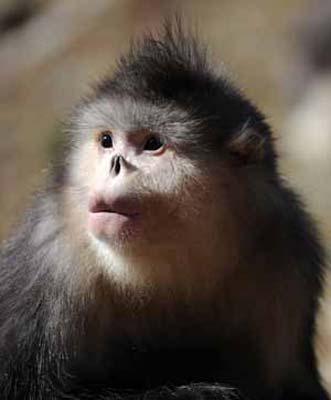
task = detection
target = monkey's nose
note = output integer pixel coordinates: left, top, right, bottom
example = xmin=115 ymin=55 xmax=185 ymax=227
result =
xmin=110 ymin=155 xmax=123 ymax=176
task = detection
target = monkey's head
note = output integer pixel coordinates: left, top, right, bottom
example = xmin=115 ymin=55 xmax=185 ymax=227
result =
xmin=65 ymin=25 xmax=277 ymax=287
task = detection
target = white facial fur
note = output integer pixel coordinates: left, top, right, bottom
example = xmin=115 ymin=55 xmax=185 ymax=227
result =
xmin=64 ymin=100 xmax=238 ymax=292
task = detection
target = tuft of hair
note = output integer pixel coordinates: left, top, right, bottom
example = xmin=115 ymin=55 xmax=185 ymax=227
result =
xmin=100 ymin=20 xmax=210 ymax=102
xmin=95 ymin=20 xmax=276 ymax=166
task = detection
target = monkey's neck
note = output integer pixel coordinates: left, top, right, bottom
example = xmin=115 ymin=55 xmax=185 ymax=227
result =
xmin=55 ymin=235 xmax=226 ymax=348
xmin=54 ymin=208 xmax=238 ymax=357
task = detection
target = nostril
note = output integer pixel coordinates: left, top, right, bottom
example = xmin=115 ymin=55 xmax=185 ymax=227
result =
xmin=114 ymin=156 xmax=121 ymax=175
xmin=110 ymin=155 xmax=122 ymax=176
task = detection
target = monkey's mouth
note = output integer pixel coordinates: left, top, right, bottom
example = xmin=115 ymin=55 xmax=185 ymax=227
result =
xmin=88 ymin=196 xmax=141 ymax=238
xmin=88 ymin=196 xmax=140 ymax=218
xmin=89 ymin=206 xmax=139 ymax=218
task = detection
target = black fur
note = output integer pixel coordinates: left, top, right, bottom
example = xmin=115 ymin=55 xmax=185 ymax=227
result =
xmin=0 ymin=23 xmax=329 ymax=400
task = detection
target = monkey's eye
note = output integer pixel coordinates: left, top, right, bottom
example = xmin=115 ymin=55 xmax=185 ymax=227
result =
xmin=100 ymin=131 xmax=113 ymax=148
xmin=144 ymin=136 xmax=164 ymax=152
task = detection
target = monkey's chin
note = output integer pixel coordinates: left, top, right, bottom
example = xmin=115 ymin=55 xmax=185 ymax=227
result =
xmin=88 ymin=211 xmax=141 ymax=242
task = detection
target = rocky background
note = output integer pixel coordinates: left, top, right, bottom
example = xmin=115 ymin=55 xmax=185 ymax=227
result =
xmin=1 ymin=0 xmax=331 ymax=392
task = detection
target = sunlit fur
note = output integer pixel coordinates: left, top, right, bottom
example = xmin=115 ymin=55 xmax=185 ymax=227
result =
xmin=0 ymin=23 xmax=329 ymax=400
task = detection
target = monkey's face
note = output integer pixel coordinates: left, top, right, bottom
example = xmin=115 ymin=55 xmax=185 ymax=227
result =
xmin=84 ymin=128 xmax=193 ymax=246
xmin=67 ymin=97 xmax=221 ymax=259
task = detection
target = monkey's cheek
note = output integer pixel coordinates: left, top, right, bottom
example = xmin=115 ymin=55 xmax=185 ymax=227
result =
xmin=88 ymin=212 xmax=140 ymax=240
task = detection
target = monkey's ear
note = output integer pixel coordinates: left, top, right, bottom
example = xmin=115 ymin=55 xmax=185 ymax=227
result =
xmin=227 ymin=127 xmax=269 ymax=164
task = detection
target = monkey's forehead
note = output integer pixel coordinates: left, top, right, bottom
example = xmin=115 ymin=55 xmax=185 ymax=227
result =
xmin=71 ymin=96 xmax=210 ymax=146
xmin=69 ymin=91 xmax=261 ymax=154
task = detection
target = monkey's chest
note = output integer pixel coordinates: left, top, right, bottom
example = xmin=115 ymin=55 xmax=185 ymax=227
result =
xmin=70 ymin=328 xmax=262 ymax=391
xmin=72 ymin=341 xmax=218 ymax=389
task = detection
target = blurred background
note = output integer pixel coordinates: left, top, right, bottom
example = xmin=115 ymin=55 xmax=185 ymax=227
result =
xmin=1 ymin=0 xmax=331 ymax=386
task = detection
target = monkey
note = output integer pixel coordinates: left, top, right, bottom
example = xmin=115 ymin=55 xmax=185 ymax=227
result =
xmin=0 ymin=22 xmax=329 ymax=400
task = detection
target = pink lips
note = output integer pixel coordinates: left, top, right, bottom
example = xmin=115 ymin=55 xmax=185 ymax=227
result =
xmin=88 ymin=194 xmax=140 ymax=239
xmin=89 ymin=196 xmax=139 ymax=217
